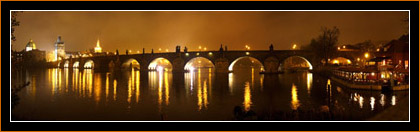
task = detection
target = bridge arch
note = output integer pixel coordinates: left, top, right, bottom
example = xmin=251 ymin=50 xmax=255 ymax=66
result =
xmin=148 ymin=57 xmax=172 ymax=71
xmin=84 ymin=60 xmax=94 ymax=69
xmin=63 ymin=60 xmax=70 ymax=68
xmin=228 ymin=56 xmax=264 ymax=72
xmin=122 ymin=58 xmax=140 ymax=70
xmin=73 ymin=61 xmax=80 ymax=68
xmin=184 ymin=57 xmax=215 ymax=71
xmin=280 ymin=56 xmax=313 ymax=70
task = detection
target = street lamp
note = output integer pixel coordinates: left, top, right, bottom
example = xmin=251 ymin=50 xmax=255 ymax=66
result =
xmin=364 ymin=53 xmax=369 ymax=59
xmin=292 ymin=44 xmax=297 ymax=50
xmin=199 ymin=46 xmax=202 ymax=51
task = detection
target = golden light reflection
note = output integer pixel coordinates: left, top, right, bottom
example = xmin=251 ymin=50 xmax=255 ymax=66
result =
xmin=307 ymin=72 xmax=313 ymax=95
xmin=65 ymin=68 xmax=69 ymax=93
xmin=228 ymin=73 xmax=233 ymax=94
xmin=380 ymin=94 xmax=385 ymax=107
xmin=203 ymin=80 xmax=208 ymax=109
xmin=158 ymin=70 xmax=163 ymax=107
xmin=251 ymin=67 xmax=255 ymax=88
xmin=243 ymin=81 xmax=252 ymax=111
xmin=136 ymin=70 xmax=140 ymax=103
xmin=209 ymin=68 xmax=212 ymax=96
xmin=359 ymin=96 xmax=364 ymax=108
xmin=58 ymin=69 xmax=62 ymax=93
xmin=370 ymin=97 xmax=375 ymax=111
xmin=106 ymin=73 xmax=110 ymax=102
xmin=291 ymin=83 xmax=300 ymax=110
xmin=113 ymin=79 xmax=117 ymax=101
xmin=86 ymin=69 xmax=93 ymax=98
xmin=391 ymin=95 xmax=396 ymax=106
xmin=260 ymin=74 xmax=264 ymax=91
xmin=128 ymin=71 xmax=132 ymax=104
xmin=31 ymin=75 xmax=36 ymax=97
xmin=94 ymin=73 xmax=101 ymax=103
xmin=164 ymin=71 xmax=169 ymax=105
xmin=197 ymin=69 xmax=202 ymax=110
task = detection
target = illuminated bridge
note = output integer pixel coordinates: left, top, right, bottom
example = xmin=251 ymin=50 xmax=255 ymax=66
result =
xmin=52 ymin=46 xmax=361 ymax=73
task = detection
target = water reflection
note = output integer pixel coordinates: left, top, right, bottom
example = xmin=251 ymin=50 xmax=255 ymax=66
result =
xmin=12 ymin=68 xmax=407 ymax=121
xmin=291 ymin=83 xmax=300 ymax=110
xmin=243 ymin=81 xmax=252 ymax=111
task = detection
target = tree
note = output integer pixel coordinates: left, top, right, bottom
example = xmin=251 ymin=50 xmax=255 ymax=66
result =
xmin=308 ymin=26 xmax=340 ymax=65
xmin=11 ymin=11 xmax=22 ymax=42
xmin=354 ymin=40 xmax=376 ymax=52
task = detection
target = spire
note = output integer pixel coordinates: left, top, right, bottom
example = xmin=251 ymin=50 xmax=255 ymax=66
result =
xmin=96 ymin=39 xmax=100 ymax=47
xmin=94 ymin=39 xmax=102 ymax=53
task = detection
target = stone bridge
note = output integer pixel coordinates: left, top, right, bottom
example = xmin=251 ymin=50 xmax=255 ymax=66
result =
xmin=53 ymin=47 xmax=361 ymax=73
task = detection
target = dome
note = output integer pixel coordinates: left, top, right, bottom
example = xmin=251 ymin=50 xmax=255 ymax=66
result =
xmin=25 ymin=39 xmax=36 ymax=51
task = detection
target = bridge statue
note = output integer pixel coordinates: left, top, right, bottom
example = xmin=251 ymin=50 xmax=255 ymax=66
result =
xmin=184 ymin=46 xmax=188 ymax=53
xmin=116 ymin=49 xmax=119 ymax=55
xmin=219 ymin=44 xmax=223 ymax=52
xmin=151 ymin=49 xmax=154 ymax=54
xmin=270 ymin=44 xmax=274 ymax=52
xmin=143 ymin=48 xmax=145 ymax=54
xmin=126 ymin=50 xmax=128 ymax=55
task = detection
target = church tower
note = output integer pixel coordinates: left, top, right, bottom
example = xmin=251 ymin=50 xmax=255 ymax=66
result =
xmin=54 ymin=36 xmax=65 ymax=61
xmin=94 ymin=39 xmax=102 ymax=53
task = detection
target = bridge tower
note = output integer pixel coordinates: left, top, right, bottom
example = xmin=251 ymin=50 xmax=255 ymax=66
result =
xmin=54 ymin=36 xmax=65 ymax=61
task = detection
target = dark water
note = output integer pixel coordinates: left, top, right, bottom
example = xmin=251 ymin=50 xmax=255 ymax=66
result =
xmin=12 ymin=68 xmax=408 ymax=121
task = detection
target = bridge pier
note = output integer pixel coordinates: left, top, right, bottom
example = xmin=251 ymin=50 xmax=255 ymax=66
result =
xmin=172 ymin=57 xmax=185 ymax=73
xmin=215 ymin=58 xmax=229 ymax=73
xmin=263 ymin=56 xmax=280 ymax=73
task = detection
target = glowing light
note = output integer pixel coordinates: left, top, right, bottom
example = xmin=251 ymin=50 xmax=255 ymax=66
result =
xmin=185 ymin=53 xmax=189 ymax=56
xmin=364 ymin=53 xmax=369 ymax=58
xmin=333 ymin=60 xmax=339 ymax=64
xmin=157 ymin=66 xmax=163 ymax=72
xmin=196 ymin=53 xmax=200 ymax=56
xmin=199 ymin=46 xmax=202 ymax=50
xmin=246 ymin=52 xmax=250 ymax=55
xmin=371 ymin=72 xmax=375 ymax=76
xmin=208 ymin=52 xmax=213 ymax=56
xmin=292 ymin=44 xmax=297 ymax=49
xmin=166 ymin=49 xmax=169 ymax=52
xmin=203 ymin=47 xmax=207 ymax=51
xmin=347 ymin=60 xmax=351 ymax=64
xmin=343 ymin=45 xmax=346 ymax=49
xmin=357 ymin=58 xmax=360 ymax=61
xmin=377 ymin=48 xmax=380 ymax=52
xmin=291 ymin=83 xmax=300 ymax=110
xmin=337 ymin=47 xmax=340 ymax=50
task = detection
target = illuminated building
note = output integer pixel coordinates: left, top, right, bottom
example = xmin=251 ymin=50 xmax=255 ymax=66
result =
xmin=54 ymin=36 xmax=65 ymax=61
xmin=94 ymin=39 xmax=102 ymax=53
xmin=25 ymin=39 xmax=36 ymax=51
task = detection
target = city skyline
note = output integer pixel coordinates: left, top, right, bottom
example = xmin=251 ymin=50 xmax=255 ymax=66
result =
xmin=12 ymin=11 xmax=408 ymax=52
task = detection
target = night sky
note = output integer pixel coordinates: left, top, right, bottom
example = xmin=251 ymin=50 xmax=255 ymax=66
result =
xmin=12 ymin=11 xmax=408 ymax=52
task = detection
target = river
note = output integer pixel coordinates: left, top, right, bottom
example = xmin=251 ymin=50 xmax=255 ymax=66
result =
xmin=11 ymin=67 xmax=408 ymax=121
